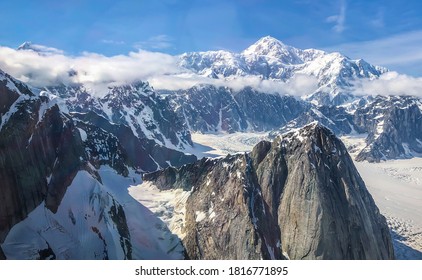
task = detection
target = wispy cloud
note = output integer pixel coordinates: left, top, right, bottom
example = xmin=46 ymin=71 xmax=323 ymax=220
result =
xmin=326 ymin=0 xmax=346 ymax=33
xmin=101 ymin=39 xmax=125 ymax=45
xmin=325 ymin=30 xmax=422 ymax=75
xmin=134 ymin=35 xmax=173 ymax=50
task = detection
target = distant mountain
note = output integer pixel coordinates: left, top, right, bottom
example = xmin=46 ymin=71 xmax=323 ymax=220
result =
xmin=179 ymin=36 xmax=387 ymax=106
xmin=353 ymin=95 xmax=422 ymax=162
xmin=17 ymin=41 xmax=64 ymax=56
xmin=269 ymin=95 xmax=422 ymax=162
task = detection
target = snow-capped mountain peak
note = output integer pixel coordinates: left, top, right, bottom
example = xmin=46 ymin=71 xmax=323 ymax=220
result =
xmin=243 ymin=36 xmax=290 ymax=56
xmin=242 ymin=36 xmax=305 ymax=64
xmin=17 ymin=41 xmax=64 ymax=56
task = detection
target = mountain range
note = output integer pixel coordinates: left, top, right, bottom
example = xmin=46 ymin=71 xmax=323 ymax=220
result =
xmin=0 ymin=36 xmax=420 ymax=259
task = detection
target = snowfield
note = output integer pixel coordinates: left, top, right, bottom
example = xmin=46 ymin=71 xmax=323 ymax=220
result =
xmin=191 ymin=132 xmax=422 ymax=260
xmin=354 ymin=159 xmax=422 ymax=260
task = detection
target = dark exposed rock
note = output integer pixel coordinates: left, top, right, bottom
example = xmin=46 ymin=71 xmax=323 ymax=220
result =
xmin=166 ymin=85 xmax=306 ymax=133
xmin=48 ymin=82 xmax=193 ymax=149
xmin=109 ymin=199 xmax=132 ymax=260
xmin=0 ymin=77 xmax=85 ymax=241
xmin=354 ymin=96 xmax=422 ymax=162
xmin=144 ymin=123 xmax=394 ymax=259
xmin=72 ymin=111 xmax=196 ymax=173
xmin=233 ymin=87 xmax=306 ymax=131
xmin=0 ymin=246 xmax=5 ymax=260
xmin=167 ymin=85 xmax=248 ymax=133
xmin=272 ymin=105 xmax=355 ymax=136
xmin=37 ymin=242 xmax=56 ymax=260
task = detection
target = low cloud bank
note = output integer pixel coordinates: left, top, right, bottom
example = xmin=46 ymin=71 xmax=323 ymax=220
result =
xmin=0 ymin=45 xmax=181 ymax=89
xmin=353 ymin=72 xmax=422 ymax=97
xmin=149 ymin=73 xmax=319 ymax=97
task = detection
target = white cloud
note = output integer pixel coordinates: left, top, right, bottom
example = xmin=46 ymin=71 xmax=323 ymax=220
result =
xmin=353 ymin=71 xmax=422 ymax=97
xmin=0 ymin=46 xmax=182 ymax=89
xmin=0 ymin=43 xmax=319 ymax=96
xmin=326 ymin=0 xmax=346 ymax=33
xmin=134 ymin=35 xmax=173 ymax=50
xmin=149 ymin=73 xmax=318 ymax=97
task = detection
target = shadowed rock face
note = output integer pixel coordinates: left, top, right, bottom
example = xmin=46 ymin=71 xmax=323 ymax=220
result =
xmin=0 ymin=79 xmax=85 ymax=242
xmin=144 ymin=123 xmax=394 ymax=260
xmin=0 ymin=246 xmax=5 ymax=260
xmin=166 ymin=85 xmax=306 ymax=133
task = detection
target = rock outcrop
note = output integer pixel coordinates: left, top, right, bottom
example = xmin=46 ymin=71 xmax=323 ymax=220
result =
xmin=144 ymin=123 xmax=394 ymax=259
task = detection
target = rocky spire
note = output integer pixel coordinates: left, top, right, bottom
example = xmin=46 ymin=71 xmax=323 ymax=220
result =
xmin=144 ymin=122 xmax=394 ymax=259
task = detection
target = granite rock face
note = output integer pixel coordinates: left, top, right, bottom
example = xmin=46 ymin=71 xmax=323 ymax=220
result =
xmin=144 ymin=123 xmax=394 ymax=259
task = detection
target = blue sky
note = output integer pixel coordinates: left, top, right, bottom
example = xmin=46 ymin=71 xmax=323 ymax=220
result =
xmin=0 ymin=0 xmax=421 ymax=75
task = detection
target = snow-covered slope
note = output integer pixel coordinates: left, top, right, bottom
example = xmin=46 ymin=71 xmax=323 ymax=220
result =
xmin=2 ymin=166 xmax=186 ymax=259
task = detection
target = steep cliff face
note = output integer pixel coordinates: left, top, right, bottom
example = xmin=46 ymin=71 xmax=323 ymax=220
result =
xmin=0 ymin=246 xmax=5 ymax=260
xmin=233 ymin=87 xmax=306 ymax=131
xmin=166 ymin=85 xmax=306 ymax=133
xmin=167 ymin=85 xmax=248 ymax=133
xmin=144 ymin=123 xmax=394 ymax=259
xmin=0 ymin=72 xmax=85 ymax=244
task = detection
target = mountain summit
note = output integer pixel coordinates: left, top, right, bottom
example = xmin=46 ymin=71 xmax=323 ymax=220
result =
xmin=242 ymin=36 xmax=301 ymax=61
xmin=179 ymin=36 xmax=387 ymax=105
xmin=17 ymin=41 xmax=64 ymax=56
